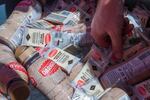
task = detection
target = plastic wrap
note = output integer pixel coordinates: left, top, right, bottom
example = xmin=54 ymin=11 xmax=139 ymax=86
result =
xmin=0 ymin=0 xmax=42 ymax=51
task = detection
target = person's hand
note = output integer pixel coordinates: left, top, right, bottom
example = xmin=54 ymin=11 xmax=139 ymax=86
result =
xmin=91 ymin=0 xmax=124 ymax=59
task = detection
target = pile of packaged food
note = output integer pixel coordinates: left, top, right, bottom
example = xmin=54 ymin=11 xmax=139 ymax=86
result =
xmin=0 ymin=0 xmax=150 ymax=100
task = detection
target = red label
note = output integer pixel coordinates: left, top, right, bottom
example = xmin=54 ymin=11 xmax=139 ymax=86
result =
xmin=35 ymin=47 xmax=41 ymax=52
xmin=138 ymin=86 xmax=147 ymax=96
xmin=38 ymin=59 xmax=60 ymax=77
xmin=69 ymin=6 xmax=77 ymax=12
xmin=48 ymin=49 xmax=58 ymax=58
xmin=8 ymin=62 xmax=28 ymax=76
xmin=45 ymin=34 xmax=51 ymax=44
xmin=35 ymin=47 xmax=49 ymax=56
xmin=77 ymin=80 xmax=85 ymax=87
xmin=92 ymin=50 xmax=102 ymax=61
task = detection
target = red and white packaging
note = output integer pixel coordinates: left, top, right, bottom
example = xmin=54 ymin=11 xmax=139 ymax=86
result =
xmin=0 ymin=63 xmax=21 ymax=94
xmin=26 ymin=58 xmax=67 ymax=98
xmin=133 ymin=79 xmax=150 ymax=100
xmin=15 ymin=46 xmax=73 ymax=99
xmin=71 ymin=61 xmax=95 ymax=87
xmin=22 ymin=28 xmax=52 ymax=47
xmin=0 ymin=44 xmax=28 ymax=83
xmin=44 ymin=47 xmax=80 ymax=73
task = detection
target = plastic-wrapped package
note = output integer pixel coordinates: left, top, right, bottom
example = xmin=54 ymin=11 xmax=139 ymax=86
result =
xmin=81 ymin=44 xmax=112 ymax=77
xmin=84 ymin=12 xmax=148 ymax=77
xmin=43 ymin=46 xmax=80 ymax=74
xmin=0 ymin=44 xmax=30 ymax=100
xmin=21 ymin=28 xmax=53 ymax=47
xmin=81 ymin=78 xmax=104 ymax=99
xmin=65 ymin=4 xmax=92 ymax=26
xmin=124 ymin=12 xmax=148 ymax=47
xmin=21 ymin=28 xmax=86 ymax=49
xmin=70 ymin=61 xmax=109 ymax=99
xmin=100 ymin=48 xmax=150 ymax=88
xmin=0 ymin=63 xmax=29 ymax=100
xmin=133 ymin=79 xmax=150 ymax=100
xmin=0 ymin=0 xmax=42 ymax=51
xmin=52 ymin=23 xmax=86 ymax=33
xmin=44 ymin=10 xmax=80 ymax=26
xmin=26 ymin=19 xmax=54 ymax=29
xmin=0 ymin=44 xmax=28 ymax=83
xmin=15 ymin=46 xmax=74 ymax=99
xmin=71 ymin=61 xmax=95 ymax=88
xmin=34 ymin=45 xmax=81 ymax=74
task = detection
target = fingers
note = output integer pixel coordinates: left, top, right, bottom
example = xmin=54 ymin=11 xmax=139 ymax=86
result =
xmin=109 ymin=31 xmax=123 ymax=59
xmin=91 ymin=19 xmax=110 ymax=48
xmin=91 ymin=30 xmax=110 ymax=48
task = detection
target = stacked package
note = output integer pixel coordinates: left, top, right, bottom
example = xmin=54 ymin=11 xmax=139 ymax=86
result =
xmin=0 ymin=0 xmax=150 ymax=100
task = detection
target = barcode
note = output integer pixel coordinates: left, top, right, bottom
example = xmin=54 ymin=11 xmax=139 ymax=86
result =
xmin=32 ymin=32 xmax=44 ymax=45
xmin=139 ymin=51 xmax=150 ymax=60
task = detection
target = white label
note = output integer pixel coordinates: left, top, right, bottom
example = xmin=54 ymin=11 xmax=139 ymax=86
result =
xmin=101 ymin=49 xmax=150 ymax=88
xmin=9 ymin=1 xmax=41 ymax=47
xmin=72 ymin=62 xmax=95 ymax=87
xmin=22 ymin=28 xmax=52 ymax=47
xmin=22 ymin=28 xmax=85 ymax=49
xmin=44 ymin=47 xmax=80 ymax=73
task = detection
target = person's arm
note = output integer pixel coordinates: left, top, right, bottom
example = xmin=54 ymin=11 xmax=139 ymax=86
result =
xmin=91 ymin=0 xmax=124 ymax=59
